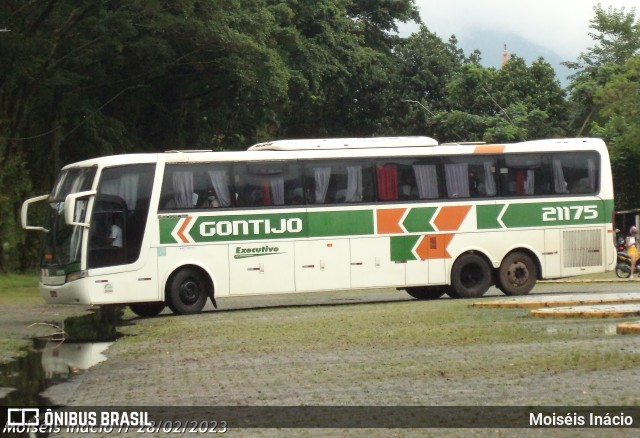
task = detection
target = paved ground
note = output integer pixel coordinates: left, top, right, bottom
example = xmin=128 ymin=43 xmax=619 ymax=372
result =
xmin=3 ymin=280 xmax=640 ymax=437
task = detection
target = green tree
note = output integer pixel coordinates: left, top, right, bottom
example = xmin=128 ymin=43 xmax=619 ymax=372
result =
xmin=565 ymin=5 xmax=640 ymax=135
xmin=0 ymin=0 xmax=290 ymax=270
xmin=565 ymin=5 xmax=639 ymax=209
xmin=271 ymin=0 xmax=420 ymax=137
xmin=591 ymin=55 xmax=640 ymax=209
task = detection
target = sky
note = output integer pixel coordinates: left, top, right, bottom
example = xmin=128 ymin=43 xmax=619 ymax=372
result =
xmin=401 ymin=0 xmax=638 ymax=60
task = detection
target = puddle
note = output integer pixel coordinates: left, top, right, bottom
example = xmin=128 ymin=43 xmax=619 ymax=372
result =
xmin=0 ymin=306 xmax=127 ymax=408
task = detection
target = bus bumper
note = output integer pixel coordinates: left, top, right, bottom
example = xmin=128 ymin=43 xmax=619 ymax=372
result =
xmin=39 ymin=280 xmax=93 ymax=305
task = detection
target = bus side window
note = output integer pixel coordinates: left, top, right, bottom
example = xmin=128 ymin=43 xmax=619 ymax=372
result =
xmin=160 ymin=169 xmax=198 ymax=209
xmin=234 ymin=162 xmax=303 ymax=207
xmin=304 ymin=161 xmax=372 ymax=205
xmin=332 ymin=162 xmax=373 ymax=203
xmin=284 ymin=164 xmax=304 ymax=206
xmin=305 ymin=164 xmax=332 ymax=204
xmin=469 ymin=159 xmax=497 ymax=198
xmin=442 ymin=156 xmax=496 ymax=199
xmin=553 ymin=152 xmax=599 ymax=194
xmin=200 ymin=167 xmax=231 ymax=208
xmin=375 ymin=160 xmax=422 ymax=201
xmin=499 ymin=154 xmax=549 ymax=197
xmin=376 ymin=164 xmax=399 ymax=201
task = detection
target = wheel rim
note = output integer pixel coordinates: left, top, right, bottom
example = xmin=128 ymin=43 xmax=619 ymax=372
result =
xmin=179 ymin=279 xmax=201 ymax=305
xmin=506 ymin=261 xmax=529 ymax=286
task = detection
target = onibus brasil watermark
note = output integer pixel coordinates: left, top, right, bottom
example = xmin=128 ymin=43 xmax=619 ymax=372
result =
xmin=4 ymin=408 xmax=227 ymax=434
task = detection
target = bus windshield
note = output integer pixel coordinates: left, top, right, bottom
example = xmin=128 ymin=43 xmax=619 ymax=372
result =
xmin=41 ymin=167 xmax=97 ymax=271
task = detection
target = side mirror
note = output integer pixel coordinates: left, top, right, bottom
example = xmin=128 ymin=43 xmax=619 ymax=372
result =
xmin=21 ymin=194 xmax=50 ymax=232
xmin=64 ymin=190 xmax=96 ymax=227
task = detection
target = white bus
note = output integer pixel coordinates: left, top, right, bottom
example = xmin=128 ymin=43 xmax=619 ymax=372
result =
xmin=22 ymin=137 xmax=616 ymax=316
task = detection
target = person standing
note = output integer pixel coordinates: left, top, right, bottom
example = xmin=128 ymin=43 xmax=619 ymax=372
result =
xmin=625 ymin=225 xmax=638 ymax=278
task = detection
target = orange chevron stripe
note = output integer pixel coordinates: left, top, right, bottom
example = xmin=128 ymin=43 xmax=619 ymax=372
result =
xmin=414 ymin=234 xmax=454 ymax=259
xmin=433 ymin=205 xmax=471 ymax=231
xmin=474 ymin=144 xmax=505 ymax=154
xmin=177 ymin=216 xmax=192 ymax=243
xmin=376 ymin=208 xmax=406 ymax=234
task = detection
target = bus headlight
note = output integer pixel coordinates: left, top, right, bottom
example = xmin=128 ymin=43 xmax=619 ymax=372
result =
xmin=66 ymin=270 xmax=87 ymax=283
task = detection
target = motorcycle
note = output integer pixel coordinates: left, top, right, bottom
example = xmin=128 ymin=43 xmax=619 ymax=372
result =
xmin=615 ymin=250 xmax=640 ymax=278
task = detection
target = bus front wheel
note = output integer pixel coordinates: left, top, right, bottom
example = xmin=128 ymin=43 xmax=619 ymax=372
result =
xmin=167 ymin=268 xmax=208 ymax=315
xmin=498 ymin=252 xmax=537 ymax=296
xmin=450 ymin=253 xmax=491 ymax=298
xmin=129 ymin=302 xmax=165 ymax=318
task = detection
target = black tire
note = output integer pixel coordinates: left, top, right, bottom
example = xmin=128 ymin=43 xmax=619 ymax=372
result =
xmin=450 ymin=253 xmax=492 ymax=298
xmin=129 ymin=302 xmax=165 ymax=318
xmin=615 ymin=263 xmax=631 ymax=279
xmin=498 ymin=252 xmax=537 ymax=296
xmin=405 ymin=286 xmax=447 ymax=300
xmin=166 ymin=268 xmax=209 ymax=315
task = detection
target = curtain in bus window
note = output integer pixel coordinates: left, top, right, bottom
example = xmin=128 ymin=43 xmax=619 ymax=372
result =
xmin=525 ymin=170 xmax=535 ymax=195
xmin=173 ymin=171 xmax=196 ymax=208
xmin=413 ymin=165 xmax=439 ymax=199
xmin=101 ymin=179 xmax=119 ymax=197
xmin=119 ymin=174 xmax=139 ymax=209
xmin=445 ymin=163 xmax=469 ymax=198
xmin=261 ymin=180 xmax=272 ymax=205
xmin=101 ymin=174 xmax=139 ymax=210
xmin=588 ymin=159 xmax=597 ymax=191
xmin=483 ymin=162 xmax=497 ymax=196
xmin=270 ymin=177 xmax=285 ymax=205
xmin=376 ymin=165 xmax=398 ymax=201
xmin=515 ymin=170 xmax=525 ymax=196
xmin=313 ymin=167 xmax=331 ymax=203
xmin=345 ymin=166 xmax=363 ymax=202
xmin=207 ymin=170 xmax=231 ymax=207
xmin=552 ymin=159 xmax=568 ymax=193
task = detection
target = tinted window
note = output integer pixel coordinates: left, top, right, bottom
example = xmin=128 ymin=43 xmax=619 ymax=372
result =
xmin=374 ymin=158 xmax=441 ymax=201
xmin=89 ymin=163 xmax=155 ymax=268
xmin=233 ymin=162 xmax=304 ymax=207
xmin=304 ymin=160 xmax=374 ymax=204
xmin=161 ymin=163 xmax=234 ymax=210
xmin=442 ymin=155 xmax=497 ymax=199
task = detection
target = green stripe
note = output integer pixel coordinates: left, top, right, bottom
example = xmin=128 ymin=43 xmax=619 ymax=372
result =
xmin=306 ymin=210 xmax=374 ymax=237
xmin=402 ymin=207 xmax=437 ymax=232
xmin=476 ymin=200 xmax=613 ymax=230
xmin=159 ymin=217 xmax=180 ymax=244
xmin=159 ymin=210 xmax=375 ymax=244
xmin=159 ymin=199 xmax=613 ymax=244
xmin=390 ymin=235 xmax=419 ymax=261
xmin=477 ymin=204 xmax=503 ymax=230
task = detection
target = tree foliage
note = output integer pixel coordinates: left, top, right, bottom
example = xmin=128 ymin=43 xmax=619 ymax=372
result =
xmin=566 ymin=5 xmax=640 ymax=209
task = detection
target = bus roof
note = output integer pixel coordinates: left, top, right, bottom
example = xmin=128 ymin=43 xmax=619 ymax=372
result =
xmin=247 ymin=136 xmax=439 ymax=151
xmin=60 ymin=137 xmax=608 ymax=170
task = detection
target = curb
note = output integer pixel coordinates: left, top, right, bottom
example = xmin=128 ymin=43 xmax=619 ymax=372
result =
xmin=540 ymin=279 xmax=638 ymax=283
xmin=530 ymin=304 xmax=640 ymax=319
xmin=473 ymin=292 xmax=640 ymax=335
xmin=472 ymin=293 xmax=640 ymax=309
xmin=617 ymin=322 xmax=640 ymax=334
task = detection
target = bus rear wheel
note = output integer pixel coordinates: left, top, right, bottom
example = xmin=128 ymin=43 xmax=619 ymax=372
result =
xmin=129 ymin=302 xmax=165 ymax=318
xmin=450 ymin=253 xmax=491 ymax=298
xmin=498 ymin=252 xmax=537 ymax=296
xmin=167 ymin=268 xmax=208 ymax=315
xmin=405 ymin=286 xmax=447 ymax=300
